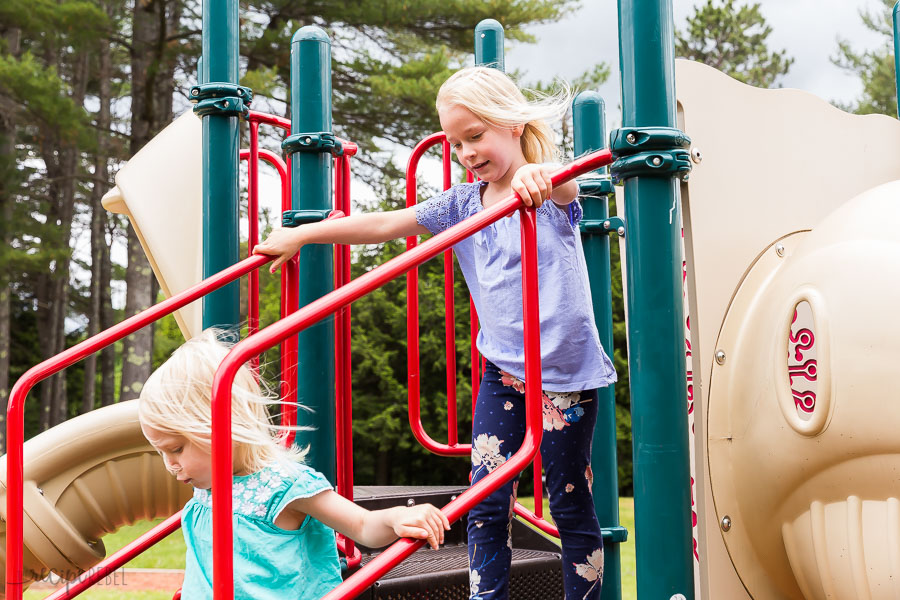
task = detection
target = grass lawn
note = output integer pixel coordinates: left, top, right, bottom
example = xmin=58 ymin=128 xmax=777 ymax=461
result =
xmin=24 ymin=499 xmax=638 ymax=599
xmin=518 ymin=496 xmax=636 ymax=600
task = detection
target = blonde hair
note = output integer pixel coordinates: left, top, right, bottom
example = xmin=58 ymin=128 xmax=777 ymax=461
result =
xmin=436 ymin=66 xmax=570 ymax=164
xmin=138 ymin=329 xmax=306 ymax=474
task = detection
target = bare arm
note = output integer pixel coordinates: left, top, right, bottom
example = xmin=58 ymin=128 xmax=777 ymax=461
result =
xmin=254 ymin=207 xmax=429 ymax=272
xmin=285 ymin=489 xmax=450 ymax=549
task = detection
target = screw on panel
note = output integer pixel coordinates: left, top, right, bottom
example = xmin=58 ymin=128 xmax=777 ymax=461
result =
xmin=775 ymin=243 xmax=785 ymax=257
xmin=651 ymin=156 xmax=662 ymax=166
xmin=617 ymin=226 xmax=625 ymax=237
xmin=715 ymin=350 xmax=726 ymax=365
xmin=721 ymin=515 xmax=732 ymax=532
xmin=626 ymin=133 xmax=636 ymax=144
xmin=671 ymin=595 xmax=688 ymax=600
xmin=690 ymin=147 xmax=702 ymax=164
xmin=603 ymin=220 xmax=611 ymax=230
xmin=407 ymin=498 xmax=415 ymax=507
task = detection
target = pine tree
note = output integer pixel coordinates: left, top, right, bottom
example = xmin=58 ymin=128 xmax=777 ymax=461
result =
xmin=833 ymin=0 xmax=897 ymax=116
xmin=676 ymin=0 xmax=793 ymax=88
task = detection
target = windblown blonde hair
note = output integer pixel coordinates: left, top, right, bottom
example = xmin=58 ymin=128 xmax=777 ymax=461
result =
xmin=138 ymin=329 xmax=306 ymax=474
xmin=436 ymin=66 xmax=570 ymax=164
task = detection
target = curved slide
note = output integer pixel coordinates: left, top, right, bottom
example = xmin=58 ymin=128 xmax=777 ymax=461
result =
xmin=0 ymin=401 xmax=192 ymax=592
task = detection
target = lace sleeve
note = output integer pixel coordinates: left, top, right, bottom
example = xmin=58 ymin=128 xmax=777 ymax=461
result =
xmin=414 ymin=186 xmax=462 ymax=235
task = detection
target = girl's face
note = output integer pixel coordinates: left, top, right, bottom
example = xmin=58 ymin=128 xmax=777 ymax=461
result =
xmin=438 ymin=104 xmax=526 ymax=185
xmin=141 ymin=423 xmax=213 ymax=489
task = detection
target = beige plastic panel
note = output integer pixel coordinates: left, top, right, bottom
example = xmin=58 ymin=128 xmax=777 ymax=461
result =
xmin=102 ymin=110 xmax=203 ymax=340
xmin=676 ymin=58 xmax=900 ymax=600
xmin=0 ymin=401 xmax=192 ymax=592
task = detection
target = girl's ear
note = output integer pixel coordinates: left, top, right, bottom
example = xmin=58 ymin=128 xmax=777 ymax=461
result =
xmin=512 ymin=123 xmax=524 ymax=138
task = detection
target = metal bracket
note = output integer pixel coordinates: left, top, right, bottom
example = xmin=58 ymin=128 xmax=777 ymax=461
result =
xmin=577 ymin=177 xmax=616 ymax=198
xmin=601 ymin=525 xmax=629 ymax=544
xmin=282 ymin=209 xmax=333 ymax=228
xmin=609 ymin=126 xmax=692 ymax=183
xmin=282 ymin=132 xmax=344 ymax=156
xmin=580 ymin=216 xmax=625 ymax=237
xmin=190 ymin=83 xmax=253 ymax=118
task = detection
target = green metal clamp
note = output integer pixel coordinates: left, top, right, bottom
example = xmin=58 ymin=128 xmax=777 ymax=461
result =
xmin=282 ymin=209 xmax=333 ymax=228
xmin=608 ymin=126 xmax=692 ymax=184
xmin=610 ymin=149 xmax=692 ymax=184
xmin=601 ymin=526 xmax=629 ymax=543
xmin=580 ymin=216 xmax=626 ymax=236
xmin=578 ymin=177 xmax=616 ymax=198
xmin=282 ymin=132 xmax=343 ymax=156
xmin=190 ymin=83 xmax=253 ymax=118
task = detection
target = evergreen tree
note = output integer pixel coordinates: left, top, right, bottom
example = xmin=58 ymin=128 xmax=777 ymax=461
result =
xmin=676 ymin=0 xmax=793 ymax=88
xmin=833 ymin=0 xmax=897 ymax=116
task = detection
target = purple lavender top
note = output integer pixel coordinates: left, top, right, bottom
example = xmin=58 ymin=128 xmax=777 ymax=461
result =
xmin=414 ymin=181 xmax=616 ymax=392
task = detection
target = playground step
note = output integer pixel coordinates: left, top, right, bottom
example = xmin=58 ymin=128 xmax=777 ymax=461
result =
xmin=351 ymin=485 xmax=564 ymax=600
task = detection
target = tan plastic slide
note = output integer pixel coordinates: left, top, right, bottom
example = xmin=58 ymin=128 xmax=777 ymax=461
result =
xmin=0 ymin=400 xmax=192 ymax=594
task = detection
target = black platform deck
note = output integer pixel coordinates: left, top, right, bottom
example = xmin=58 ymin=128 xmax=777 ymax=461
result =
xmin=350 ymin=486 xmax=564 ymax=600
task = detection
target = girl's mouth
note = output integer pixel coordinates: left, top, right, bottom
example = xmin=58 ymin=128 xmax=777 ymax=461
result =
xmin=472 ymin=160 xmax=488 ymax=171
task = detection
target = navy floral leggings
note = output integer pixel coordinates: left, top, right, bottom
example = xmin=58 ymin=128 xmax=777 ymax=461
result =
xmin=467 ymin=360 xmax=604 ymax=600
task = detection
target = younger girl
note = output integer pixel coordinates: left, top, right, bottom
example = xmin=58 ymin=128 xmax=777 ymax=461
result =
xmin=138 ymin=330 xmax=450 ymax=600
xmin=255 ymin=66 xmax=616 ymax=600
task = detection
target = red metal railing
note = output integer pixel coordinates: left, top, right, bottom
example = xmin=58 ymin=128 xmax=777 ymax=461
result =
xmin=209 ymin=150 xmax=614 ymax=600
xmin=404 ymin=133 xmax=563 ymax=534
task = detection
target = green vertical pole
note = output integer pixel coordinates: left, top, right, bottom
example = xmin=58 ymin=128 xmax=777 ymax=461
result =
xmin=289 ymin=26 xmax=336 ymax=484
xmin=574 ymin=92 xmax=623 ymax=600
xmin=617 ymin=1 xmax=694 ymax=598
xmin=200 ymin=0 xmax=241 ymax=333
xmin=893 ymin=1 xmax=900 ymax=120
xmin=474 ymin=19 xmax=504 ymax=71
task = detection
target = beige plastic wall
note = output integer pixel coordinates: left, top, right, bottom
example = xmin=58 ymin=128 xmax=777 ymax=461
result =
xmin=0 ymin=401 xmax=191 ymax=593
xmin=677 ymin=59 xmax=900 ymax=599
xmin=102 ymin=110 xmax=203 ymax=340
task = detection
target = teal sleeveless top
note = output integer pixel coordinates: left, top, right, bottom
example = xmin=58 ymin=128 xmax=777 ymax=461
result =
xmin=180 ymin=462 xmax=343 ymax=599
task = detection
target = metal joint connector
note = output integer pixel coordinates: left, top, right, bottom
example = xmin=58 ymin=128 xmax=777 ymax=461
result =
xmin=608 ymin=126 xmax=693 ymax=183
xmin=282 ymin=132 xmax=344 ymax=156
xmin=577 ymin=177 xmax=616 ymax=198
xmin=282 ymin=209 xmax=334 ymax=228
xmin=580 ymin=216 xmax=625 ymax=236
xmin=600 ymin=525 xmax=629 ymax=544
xmin=190 ymin=83 xmax=253 ymax=118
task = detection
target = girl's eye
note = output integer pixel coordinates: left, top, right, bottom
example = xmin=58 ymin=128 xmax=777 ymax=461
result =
xmin=172 ymin=447 xmax=183 ymax=454
xmin=472 ymin=133 xmax=482 ymax=140
xmin=453 ymin=142 xmax=462 ymax=149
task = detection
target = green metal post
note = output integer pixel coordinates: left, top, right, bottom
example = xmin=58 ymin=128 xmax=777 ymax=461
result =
xmin=200 ymin=0 xmax=241 ymax=333
xmin=289 ymin=26 xmax=336 ymax=484
xmin=893 ymin=1 xmax=900 ymax=120
xmin=574 ymin=92 xmax=623 ymax=600
xmin=474 ymin=19 xmax=505 ymax=71
xmin=617 ymin=1 xmax=694 ymax=598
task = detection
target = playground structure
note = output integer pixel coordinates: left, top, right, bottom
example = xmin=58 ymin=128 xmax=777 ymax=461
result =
xmin=5 ymin=1 xmax=900 ymax=600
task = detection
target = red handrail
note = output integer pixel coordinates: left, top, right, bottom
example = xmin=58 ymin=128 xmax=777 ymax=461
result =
xmin=4 ymin=252 xmax=275 ymax=600
xmin=209 ymin=149 xmax=614 ymax=600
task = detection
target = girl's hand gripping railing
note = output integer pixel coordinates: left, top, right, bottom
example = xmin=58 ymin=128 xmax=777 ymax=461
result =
xmin=5 ymin=252 xmax=277 ymax=600
xmin=208 ymin=149 xmax=613 ymax=600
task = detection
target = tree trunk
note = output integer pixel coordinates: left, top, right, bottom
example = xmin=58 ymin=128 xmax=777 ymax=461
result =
xmin=82 ymin=32 xmax=113 ymax=414
xmin=99 ymin=216 xmax=116 ymax=406
xmin=120 ymin=0 xmax=181 ymax=402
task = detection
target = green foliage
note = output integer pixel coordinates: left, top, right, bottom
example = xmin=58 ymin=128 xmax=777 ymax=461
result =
xmin=832 ymin=0 xmax=898 ymax=116
xmin=676 ymin=0 xmax=793 ymax=88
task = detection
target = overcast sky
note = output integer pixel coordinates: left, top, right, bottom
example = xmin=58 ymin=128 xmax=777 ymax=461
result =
xmin=506 ymin=0 xmax=887 ymax=127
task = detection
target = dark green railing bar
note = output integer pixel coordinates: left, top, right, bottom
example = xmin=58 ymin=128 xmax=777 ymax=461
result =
xmin=200 ymin=0 xmax=240 ymax=334
xmin=894 ymin=1 xmax=900 ymax=119
xmin=474 ymin=19 xmax=505 ymax=71
xmin=574 ymin=91 xmax=623 ymax=600
xmin=288 ymin=26 xmax=336 ymax=484
xmin=617 ymin=0 xmax=694 ymax=598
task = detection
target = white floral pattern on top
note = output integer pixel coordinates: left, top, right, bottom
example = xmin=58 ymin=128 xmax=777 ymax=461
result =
xmin=193 ymin=462 xmax=294 ymax=518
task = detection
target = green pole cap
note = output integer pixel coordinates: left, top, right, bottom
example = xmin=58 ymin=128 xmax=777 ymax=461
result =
xmin=475 ymin=19 xmax=505 ymax=71
xmin=573 ymin=91 xmax=607 ymax=173
xmin=292 ymin=25 xmax=331 ymax=45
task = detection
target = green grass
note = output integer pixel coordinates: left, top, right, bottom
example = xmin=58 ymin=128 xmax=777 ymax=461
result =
xmin=517 ymin=496 xmax=636 ymax=600
xmin=24 ymin=520 xmax=186 ymax=600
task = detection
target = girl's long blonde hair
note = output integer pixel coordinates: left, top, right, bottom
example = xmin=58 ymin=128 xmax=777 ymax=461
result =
xmin=138 ymin=329 xmax=306 ymax=474
xmin=436 ymin=66 xmax=570 ymax=164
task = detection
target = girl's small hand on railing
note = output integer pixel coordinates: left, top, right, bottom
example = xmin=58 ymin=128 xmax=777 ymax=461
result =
xmin=254 ymin=227 xmax=303 ymax=273
xmin=511 ymin=164 xmax=553 ymax=208
xmin=387 ymin=504 xmax=451 ymax=550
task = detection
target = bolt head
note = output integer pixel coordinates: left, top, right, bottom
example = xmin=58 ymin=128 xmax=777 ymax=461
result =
xmin=721 ymin=515 xmax=732 ymax=532
xmin=651 ymin=156 xmax=662 ymax=166
xmin=775 ymin=243 xmax=785 ymax=257
xmin=617 ymin=226 xmax=625 ymax=236
xmin=407 ymin=498 xmax=415 ymax=507
xmin=626 ymin=132 xmax=636 ymax=144
xmin=715 ymin=350 xmax=726 ymax=365
xmin=603 ymin=220 xmax=611 ymax=230
xmin=691 ymin=147 xmax=702 ymax=164
xmin=671 ymin=595 xmax=688 ymax=600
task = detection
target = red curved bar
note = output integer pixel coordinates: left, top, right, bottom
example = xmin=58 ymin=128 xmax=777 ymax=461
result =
xmin=210 ymin=149 xmax=614 ymax=600
xmin=405 ymin=132 xmax=470 ymax=456
xmin=513 ymin=502 xmax=560 ymax=538
xmin=5 ymin=252 xmax=275 ymax=600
